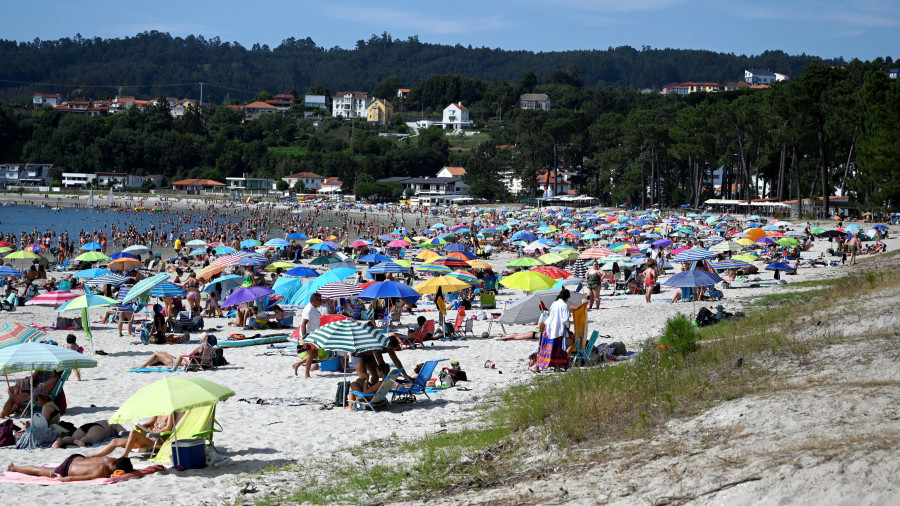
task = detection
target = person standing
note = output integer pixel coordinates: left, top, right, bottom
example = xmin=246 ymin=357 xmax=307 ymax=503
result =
xmin=643 ymin=259 xmax=657 ymax=303
xmin=292 ymin=292 xmax=323 ymax=378
xmin=847 ymin=233 xmax=862 ymax=266
xmin=531 ymin=289 xmax=585 ymax=373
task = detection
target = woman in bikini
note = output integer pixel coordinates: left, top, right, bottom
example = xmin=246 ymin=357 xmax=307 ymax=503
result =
xmin=88 ymin=414 xmax=174 ymax=458
xmin=53 ymin=420 xmax=128 ymax=449
xmin=182 ymin=272 xmax=202 ymax=312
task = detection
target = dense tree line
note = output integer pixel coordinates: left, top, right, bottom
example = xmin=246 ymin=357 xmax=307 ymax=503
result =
xmin=0 ymin=31 xmax=852 ymax=104
xmin=1 ymin=59 xmax=897 ymax=214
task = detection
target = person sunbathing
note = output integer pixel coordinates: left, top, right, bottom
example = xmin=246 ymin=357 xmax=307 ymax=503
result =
xmin=138 ymin=333 xmax=211 ymax=370
xmin=499 ymin=311 xmax=548 ymax=341
xmin=1 ymin=370 xmax=61 ymax=418
xmin=88 ymin=414 xmax=174 ymax=458
xmin=7 ymin=455 xmax=133 ymax=482
xmin=53 ymin=421 xmax=128 ymax=449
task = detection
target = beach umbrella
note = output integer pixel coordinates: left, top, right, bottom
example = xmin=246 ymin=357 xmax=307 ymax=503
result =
xmin=709 ymin=241 xmax=743 ymax=253
xmin=202 ymin=274 xmax=244 ymax=295
xmin=414 ymin=275 xmax=472 ymax=294
xmin=732 ymin=254 xmax=759 ymax=263
xmin=188 ymin=248 xmax=207 ymax=257
xmin=122 ymin=272 xmax=170 ymax=304
xmin=290 ymin=314 xmax=352 ymax=338
xmin=74 ymin=251 xmax=111 ymax=263
xmin=0 ymin=323 xmax=47 ymax=349
xmin=109 ymin=252 xmax=138 ymax=261
xmin=418 ymin=264 xmax=453 ymax=274
xmin=149 ymin=282 xmax=188 ymax=298
xmin=579 ymin=247 xmax=614 ymax=259
xmin=309 ymin=242 xmax=336 ymax=252
xmin=240 ymin=239 xmax=262 ymax=248
xmin=83 ymin=272 xmax=128 ymax=288
xmin=264 ymin=261 xmax=293 ymax=271
xmin=310 ymin=255 xmax=341 ymax=266
xmin=0 ymin=266 xmax=24 ymax=277
xmin=318 ymin=282 xmax=362 ymax=300
xmin=394 ymin=259 xmax=412 ymax=268
xmin=765 ymin=262 xmax=793 ymax=271
xmin=350 ymin=240 xmax=371 ymax=248
xmin=710 ymin=260 xmax=751 ymax=271
xmin=80 ymin=242 xmax=104 ymax=251
xmin=23 ymin=244 xmax=44 ymax=253
xmin=662 ymin=270 xmax=723 ymax=288
xmin=499 ymin=271 xmax=556 ymax=292
xmin=265 ymin=239 xmax=291 ymax=248
xmin=221 ymin=286 xmax=274 ymax=308
xmin=538 ymin=253 xmax=567 ymax=265
xmin=443 ymin=244 xmax=469 ymax=252
xmin=5 ymin=251 xmax=40 ymax=260
xmin=672 ymin=248 xmax=716 ymax=262
xmin=507 ymin=257 xmax=544 ymax=268
xmin=284 ymin=266 xmax=320 ymax=277
xmin=776 ymin=238 xmax=800 ymax=247
xmin=123 ymin=245 xmax=150 ymax=255
xmin=109 ymin=377 xmax=234 ymax=423
xmin=56 ymin=293 xmax=118 ymax=351
xmin=73 ymin=267 xmax=112 ymax=279
xmin=287 ymin=267 xmax=357 ymax=306
xmin=495 ymin=289 xmax=582 ymax=325
xmin=530 ymin=266 xmax=573 ymax=279
xmin=359 ymin=253 xmax=392 ymax=263
xmin=387 ymin=239 xmax=411 ymax=248
xmin=186 ymin=239 xmax=207 ymax=247
xmin=447 ymin=271 xmax=479 ymax=284
xmin=367 ymin=261 xmax=409 ymax=275
xmin=107 ymin=257 xmax=143 ymax=271
xmin=358 ymin=280 xmax=421 ymax=303
xmin=286 ymin=233 xmax=308 ymax=240
xmin=303 ymin=319 xmax=389 ymax=354
xmin=652 ymin=239 xmax=673 ymax=248
xmin=465 ymin=259 xmax=492 ymax=269
xmin=197 ymin=263 xmax=227 ymax=281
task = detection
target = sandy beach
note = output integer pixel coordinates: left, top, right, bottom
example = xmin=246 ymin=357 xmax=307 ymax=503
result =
xmin=0 ymin=199 xmax=895 ymax=504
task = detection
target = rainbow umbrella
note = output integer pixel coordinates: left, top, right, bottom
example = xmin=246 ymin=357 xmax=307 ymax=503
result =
xmin=23 ymin=244 xmax=44 ymax=253
xmin=24 ymin=291 xmax=81 ymax=306
xmin=0 ymin=323 xmax=46 ymax=350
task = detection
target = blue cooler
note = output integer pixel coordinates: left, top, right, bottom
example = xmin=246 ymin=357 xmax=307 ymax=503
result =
xmin=172 ymin=439 xmax=207 ymax=470
xmin=320 ymin=356 xmax=342 ymax=372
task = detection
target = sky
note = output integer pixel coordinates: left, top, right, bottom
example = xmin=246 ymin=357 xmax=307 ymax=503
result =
xmin=1 ymin=0 xmax=896 ymax=61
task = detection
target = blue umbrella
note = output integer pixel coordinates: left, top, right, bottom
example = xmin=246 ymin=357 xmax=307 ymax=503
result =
xmin=309 ymin=243 xmax=336 ymax=252
xmin=265 ymin=239 xmax=291 ymax=248
xmin=149 ymin=282 xmax=188 ymax=298
xmin=109 ymin=252 xmax=138 ymax=260
xmin=367 ymin=261 xmax=409 ymax=275
xmin=188 ymin=248 xmax=207 ymax=256
xmin=84 ymin=273 xmax=128 ymax=287
xmin=359 ymin=253 xmax=392 ymax=263
xmin=74 ymin=268 xmax=113 ymax=279
xmin=221 ymin=286 xmax=275 ymax=308
xmin=443 ymin=244 xmax=469 ymax=252
xmin=215 ymin=246 xmax=236 ymax=255
xmin=286 ymin=233 xmax=308 ymax=240
xmin=672 ymin=248 xmax=717 ymax=262
xmin=662 ymin=270 xmax=723 ymax=288
xmin=512 ymin=231 xmax=538 ymax=242
xmin=284 ymin=266 xmax=320 ymax=277
xmin=653 ymin=239 xmax=673 ymax=248
xmin=765 ymin=262 xmax=793 ymax=271
xmin=240 ymin=239 xmax=262 ymax=249
xmin=0 ymin=266 xmax=23 ymax=277
xmin=288 ymin=267 xmax=356 ymax=306
xmin=872 ymin=225 xmax=888 ymax=231
xmin=358 ymin=280 xmax=420 ymax=303
xmin=203 ymin=274 xmax=244 ymax=294
xmin=80 ymin=242 xmax=104 ymax=251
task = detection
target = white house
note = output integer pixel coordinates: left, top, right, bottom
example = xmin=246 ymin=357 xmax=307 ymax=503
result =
xmin=96 ymin=172 xmax=128 ymax=188
xmin=171 ymin=99 xmax=199 ymax=118
xmin=226 ymin=176 xmax=277 ymax=194
xmin=774 ymin=73 xmax=791 ymax=82
xmin=33 ymin=93 xmax=61 ymax=109
xmin=436 ymin=166 xmax=466 ymax=178
xmin=62 ymin=172 xmax=97 ymax=188
xmin=519 ymin=93 xmax=551 ymax=111
xmin=887 ymin=69 xmax=899 ymax=80
xmin=332 ymin=91 xmax=371 ymax=119
xmin=442 ymin=103 xmax=473 ymax=130
xmin=283 ymin=172 xmax=326 ymax=190
xmin=744 ymin=69 xmax=776 ymax=85
xmin=318 ymin=177 xmax=343 ymax=194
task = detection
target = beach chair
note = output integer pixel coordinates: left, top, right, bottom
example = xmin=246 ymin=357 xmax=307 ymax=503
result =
xmin=183 ymin=343 xmax=215 ymax=371
xmin=150 ymin=407 xmax=219 ymax=464
xmin=462 ymin=318 xmax=476 ymax=339
xmin=54 ymin=258 xmax=69 ymax=272
xmin=351 ymin=370 xmax=401 ymax=411
xmin=572 ymin=331 xmax=607 ymax=365
xmin=18 ymin=370 xmax=71 ymax=419
xmin=613 ymin=271 xmax=634 ymax=296
xmin=391 ymin=359 xmax=445 ymax=403
xmin=0 ymin=293 xmax=17 ymax=312
xmin=400 ymin=320 xmax=434 ymax=349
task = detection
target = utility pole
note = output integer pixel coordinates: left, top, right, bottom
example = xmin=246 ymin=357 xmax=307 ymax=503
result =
xmin=199 ymin=82 xmax=204 ymax=113
xmin=553 ymin=143 xmax=558 ymax=197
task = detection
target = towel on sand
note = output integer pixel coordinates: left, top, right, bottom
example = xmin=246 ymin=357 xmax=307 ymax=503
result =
xmin=0 ymin=464 xmax=166 ymax=485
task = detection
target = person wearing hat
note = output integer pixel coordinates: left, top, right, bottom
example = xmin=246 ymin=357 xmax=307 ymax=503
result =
xmin=714 ymin=304 xmax=728 ymax=322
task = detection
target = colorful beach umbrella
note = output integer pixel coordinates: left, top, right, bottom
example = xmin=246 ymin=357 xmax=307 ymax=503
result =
xmin=0 ymin=323 xmax=47 ymax=349
xmin=24 ymin=291 xmax=81 ymax=306
xmin=414 ymin=275 xmax=472 ymax=294
xmin=149 ymin=282 xmax=188 ymax=298
xmin=74 ymin=251 xmax=111 ymax=263
xmin=108 ymin=377 xmax=234 ymax=424
xmin=107 ymin=257 xmax=143 ymax=271
xmin=221 ymin=286 xmax=274 ymax=307
xmin=499 ymin=271 xmax=556 ymax=292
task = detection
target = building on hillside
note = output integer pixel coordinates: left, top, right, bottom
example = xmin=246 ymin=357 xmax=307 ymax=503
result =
xmin=396 ymin=88 xmax=410 ymax=99
xmin=366 ymin=98 xmax=394 ymax=124
xmin=95 ymin=172 xmax=128 ymax=188
xmin=126 ymin=174 xmax=164 ymax=188
xmin=0 ymin=163 xmax=53 ymax=187
xmin=319 ymin=177 xmax=343 ymax=193
xmin=724 ymin=82 xmax=750 ymax=91
xmin=774 ymin=73 xmax=791 ymax=82
xmin=54 ymin=101 xmax=91 ymax=114
xmin=442 ymin=103 xmax=472 ymax=130
xmin=378 ymin=176 xmax=469 ymax=196
xmin=332 ymin=91 xmax=371 ymax=119
xmin=171 ymin=178 xmax=227 ymax=195
xmin=519 ymin=93 xmax=551 ymax=111
xmin=107 ymin=96 xmax=136 ymax=114
xmin=33 ymin=93 xmax=61 ymax=109
xmin=62 ymin=172 xmax=97 ymax=188
xmin=436 ymin=167 xmax=466 ymax=178
xmin=888 ymin=68 xmax=899 ymax=80
xmin=537 ymin=171 xmax=573 ymax=197
xmin=266 ymin=94 xmax=294 ymax=112
xmin=745 ymin=69 xmax=776 ymax=85
xmin=226 ymin=176 xmax=276 ymax=194
xmin=283 ymin=172 xmax=326 ymax=190
xmin=662 ymin=82 xmax=722 ymax=95
xmin=242 ymin=101 xmax=278 ymax=121
xmin=171 ymin=99 xmax=199 ymax=118
xmin=305 ymin=94 xmax=327 ymax=109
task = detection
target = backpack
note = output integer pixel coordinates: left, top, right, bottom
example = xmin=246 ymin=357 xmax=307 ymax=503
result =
xmin=0 ymin=419 xmax=20 ymax=447
xmin=696 ymin=308 xmax=716 ymax=327
xmin=438 ymin=368 xmax=455 ymax=387
xmin=442 ymin=367 xmax=467 ymax=382
xmin=335 ymin=381 xmax=351 ymax=406
xmin=211 ymin=346 xmax=227 ymax=367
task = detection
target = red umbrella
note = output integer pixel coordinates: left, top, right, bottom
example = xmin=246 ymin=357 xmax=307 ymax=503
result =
xmin=529 ymin=266 xmax=573 ymax=279
xmin=290 ymin=314 xmax=351 ymax=338
xmin=24 ymin=291 xmax=81 ymax=306
xmin=359 ymin=281 xmax=378 ymax=290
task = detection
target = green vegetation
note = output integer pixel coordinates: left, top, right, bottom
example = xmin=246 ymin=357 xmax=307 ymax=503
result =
xmin=244 ymin=254 xmax=900 ymax=504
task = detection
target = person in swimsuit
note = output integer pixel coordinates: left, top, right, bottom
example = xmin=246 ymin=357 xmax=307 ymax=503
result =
xmin=7 ymin=455 xmax=133 ymax=482
xmin=88 ymin=414 xmax=174 ymax=458
xmin=643 ymin=260 xmax=657 ymax=303
xmin=53 ymin=420 xmax=128 ymax=449
xmin=182 ymin=272 xmax=202 ymax=312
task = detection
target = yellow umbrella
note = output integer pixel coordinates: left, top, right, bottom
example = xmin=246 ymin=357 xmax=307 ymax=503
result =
xmin=5 ymin=251 xmax=39 ymax=260
xmin=264 ymin=262 xmax=293 ymax=271
xmin=466 ymin=259 xmax=492 ymax=269
xmin=499 ymin=271 xmax=556 ymax=292
xmin=394 ymin=259 xmax=412 ymax=268
xmin=305 ymin=238 xmax=323 ymax=244
xmin=736 ymin=238 xmax=756 ymax=246
xmin=732 ymin=254 xmax=758 ymax=262
xmin=416 ymin=250 xmax=439 ymax=261
xmin=414 ymin=275 xmax=472 ymax=294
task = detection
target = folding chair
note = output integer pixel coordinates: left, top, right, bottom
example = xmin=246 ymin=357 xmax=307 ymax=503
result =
xmin=391 ymin=359 xmax=445 ymax=403
xmin=400 ymin=320 xmax=434 ymax=349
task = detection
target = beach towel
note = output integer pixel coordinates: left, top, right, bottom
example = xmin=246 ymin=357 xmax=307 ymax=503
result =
xmin=237 ymin=397 xmax=322 ymax=406
xmin=126 ymin=367 xmax=172 ymax=373
xmin=571 ymin=303 xmax=587 ymax=351
xmin=0 ymin=464 xmax=166 ymax=485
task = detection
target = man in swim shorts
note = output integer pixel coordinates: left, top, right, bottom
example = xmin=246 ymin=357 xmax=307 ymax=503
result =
xmin=7 ymin=455 xmax=133 ymax=482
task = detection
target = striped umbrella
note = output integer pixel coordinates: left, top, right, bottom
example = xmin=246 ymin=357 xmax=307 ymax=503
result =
xmin=122 ymin=272 xmax=171 ymax=304
xmin=466 ymin=259 xmax=492 ymax=269
xmin=418 ymin=264 xmax=452 ymax=274
xmin=571 ymin=259 xmax=588 ymax=279
xmin=197 ymin=263 xmax=227 ymax=280
xmin=24 ymin=291 xmax=81 ymax=306
xmin=265 ymin=239 xmax=291 ymax=248
xmin=709 ymin=241 xmax=743 ymax=253
xmin=318 ymin=282 xmax=362 ymax=300
xmin=710 ymin=260 xmax=751 ymax=270
xmin=672 ymin=248 xmax=717 ymax=262
xmin=303 ymin=319 xmax=389 ymax=354
xmin=150 ymin=282 xmax=188 ymax=298
xmin=447 ymin=271 xmax=479 ymax=284
xmin=0 ymin=266 xmax=23 ymax=277
xmin=367 ymin=261 xmax=409 ymax=275
xmin=426 ymin=256 xmax=471 ymax=268
xmin=0 ymin=323 xmax=47 ymax=349
xmin=0 ymin=341 xmax=97 ymax=374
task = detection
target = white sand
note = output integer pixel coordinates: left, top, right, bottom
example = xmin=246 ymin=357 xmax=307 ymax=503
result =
xmin=0 ymin=219 xmax=895 ymax=505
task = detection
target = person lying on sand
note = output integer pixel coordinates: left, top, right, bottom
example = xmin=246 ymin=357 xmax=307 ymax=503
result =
xmin=88 ymin=414 xmax=174 ymax=459
xmin=137 ymin=333 xmax=211 ymax=370
xmin=7 ymin=455 xmax=133 ymax=482
xmin=498 ymin=311 xmax=548 ymax=341
xmin=53 ymin=421 xmax=128 ymax=449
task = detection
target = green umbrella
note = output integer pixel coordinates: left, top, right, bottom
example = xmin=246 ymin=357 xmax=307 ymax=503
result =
xmin=108 ymin=377 xmax=235 ymax=424
xmin=75 ymin=251 xmax=112 ymax=262
xmin=776 ymin=238 xmax=800 ymax=247
xmin=4 ymin=251 xmax=39 ymax=260
xmin=507 ymin=257 xmax=544 ymax=268
xmin=811 ymin=228 xmax=826 ymax=234
xmin=56 ymin=293 xmax=117 ymax=352
xmin=310 ymin=255 xmax=341 ymax=266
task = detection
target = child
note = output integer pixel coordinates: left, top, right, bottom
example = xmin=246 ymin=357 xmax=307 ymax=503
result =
xmin=206 ymin=292 xmax=221 ymax=317
xmin=65 ymin=334 xmax=83 ymax=381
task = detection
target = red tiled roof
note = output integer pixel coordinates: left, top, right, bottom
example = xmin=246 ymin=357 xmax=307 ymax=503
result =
xmin=171 ymin=179 xmax=226 ymax=186
xmin=536 ymin=172 xmax=570 ymax=185
xmin=67 ymin=101 xmax=90 ymax=105
xmin=323 ymin=177 xmax=342 ymax=185
xmin=441 ymin=167 xmax=466 ymax=176
xmin=243 ymin=101 xmax=277 ymax=109
xmin=398 ymin=88 xmax=411 ymax=93
xmin=335 ymin=91 xmax=368 ymax=99
xmin=226 ymin=105 xmax=243 ymax=110
xmin=449 ymin=102 xmax=468 ymax=112
xmin=285 ymin=172 xmax=324 ymax=179
xmin=265 ymin=100 xmax=293 ymax=106
xmin=34 ymin=93 xmax=61 ymax=98
xmin=274 ymin=94 xmax=295 ymax=100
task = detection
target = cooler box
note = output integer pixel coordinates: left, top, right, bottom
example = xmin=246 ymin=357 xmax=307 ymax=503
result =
xmin=480 ymin=291 xmax=496 ymax=309
xmin=172 ymin=439 xmax=207 ymax=470
xmin=320 ymin=356 xmax=342 ymax=372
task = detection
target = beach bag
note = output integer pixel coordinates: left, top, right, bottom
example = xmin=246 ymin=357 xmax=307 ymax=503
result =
xmin=442 ymin=367 xmax=467 ymax=382
xmin=438 ymin=368 xmax=456 ymax=387
xmin=211 ymin=346 xmax=227 ymax=367
xmin=55 ymin=316 xmax=77 ymax=330
xmin=610 ymin=341 xmax=627 ymax=356
xmin=0 ymin=419 xmax=19 ymax=447
xmin=696 ymin=308 xmax=715 ymax=327
xmin=335 ymin=381 xmax=351 ymax=406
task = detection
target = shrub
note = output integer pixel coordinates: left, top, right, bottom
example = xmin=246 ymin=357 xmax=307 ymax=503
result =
xmin=659 ymin=314 xmax=699 ymax=355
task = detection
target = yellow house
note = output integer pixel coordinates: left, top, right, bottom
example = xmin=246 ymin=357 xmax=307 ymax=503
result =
xmin=366 ymin=98 xmax=394 ymax=124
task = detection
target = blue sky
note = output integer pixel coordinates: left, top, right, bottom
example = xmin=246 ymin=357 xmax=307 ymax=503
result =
xmin=2 ymin=0 xmax=895 ymax=60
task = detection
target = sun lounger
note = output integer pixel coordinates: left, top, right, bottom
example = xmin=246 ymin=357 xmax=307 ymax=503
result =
xmin=351 ymin=370 xmax=401 ymax=411
xmin=391 ymin=359 xmax=444 ymax=403
xmin=400 ymin=320 xmax=434 ymax=349
xmin=151 ymin=405 xmax=217 ymax=464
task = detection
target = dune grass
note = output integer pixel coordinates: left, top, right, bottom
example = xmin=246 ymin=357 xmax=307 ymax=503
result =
xmin=248 ymin=253 xmax=900 ymax=504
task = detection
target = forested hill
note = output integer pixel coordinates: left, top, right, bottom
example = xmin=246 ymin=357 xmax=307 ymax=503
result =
xmin=0 ymin=31 xmax=844 ymax=102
